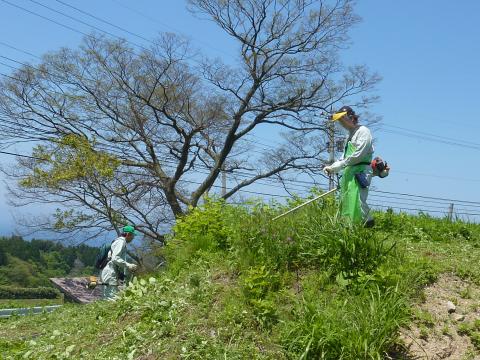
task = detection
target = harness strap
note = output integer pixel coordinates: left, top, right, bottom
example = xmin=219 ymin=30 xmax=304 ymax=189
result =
xmin=347 ymin=161 xmax=371 ymax=167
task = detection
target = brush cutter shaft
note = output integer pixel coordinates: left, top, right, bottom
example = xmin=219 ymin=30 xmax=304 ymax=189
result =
xmin=272 ymin=188 xmax=337 ymax=221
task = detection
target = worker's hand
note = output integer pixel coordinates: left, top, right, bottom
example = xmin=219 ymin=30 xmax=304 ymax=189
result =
xmin=127 ymin=263 xmax=138 ymax=272
xmin=323 ymin=166 xmax=333 ymax=175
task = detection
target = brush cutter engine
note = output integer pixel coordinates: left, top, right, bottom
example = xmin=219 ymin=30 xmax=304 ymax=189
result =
xmin=371 ymin=157 xmax=390 ymax=178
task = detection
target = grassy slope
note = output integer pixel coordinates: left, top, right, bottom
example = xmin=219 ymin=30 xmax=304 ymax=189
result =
xmin=1 ymin=199 xmax=480 ymax=359
xmin=0 ymin=298 xmax=64 ymax=309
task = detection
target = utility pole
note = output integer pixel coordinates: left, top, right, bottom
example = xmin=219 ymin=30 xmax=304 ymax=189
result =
xmin=448 ymin=203 xmax=454 ymax=221
xmin=221 ymin=163 xmax=227 ymax=197
xmin=328 ymin=113 xmax=335 ymax=191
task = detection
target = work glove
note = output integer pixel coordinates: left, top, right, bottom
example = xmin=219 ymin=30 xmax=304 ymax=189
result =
xmin=324 ymin=160 xmax=345 ymax=175
xmin=127 ymin=263 xmax=138 ymax=272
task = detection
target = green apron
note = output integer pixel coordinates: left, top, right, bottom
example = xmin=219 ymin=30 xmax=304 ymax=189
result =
xmin=339 ymin=141 xmax=372 ymax=223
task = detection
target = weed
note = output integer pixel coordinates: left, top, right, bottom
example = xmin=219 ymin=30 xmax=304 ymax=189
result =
xmin=460 ymin=286 xmax=473 ymax=299
xmin=442 ymin=324 xmax=450 ymax=336
xmin=419 ymin=324 xmax=429 ymax=340
xmin=414 ymin=309 xmax=435 ymax=328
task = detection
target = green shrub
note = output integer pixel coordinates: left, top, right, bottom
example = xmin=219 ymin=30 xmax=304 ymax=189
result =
xmin=241 ymin=265 xmax=279 ymax=299
xmin=249 ymin=298 xmax=278 ymax=329
xmin=241 ymin=265 xmax=280 ymax=329
xmin=172 ymin=199 xmax=233 ymax=251
xmin=163 ymin=199 xmax=245 ymax=273
xmin=0 ymin=286 xmax=60 ymax=299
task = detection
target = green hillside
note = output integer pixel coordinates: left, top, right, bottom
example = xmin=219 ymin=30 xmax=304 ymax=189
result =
xmin=0 ymin=236 xmax=98 ymax=288
xmin=1 ymin=198 xmax=480 ymax=359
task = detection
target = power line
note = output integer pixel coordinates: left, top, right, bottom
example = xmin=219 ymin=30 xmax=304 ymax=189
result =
xmin=370 ymin=203 xmax=480 ymax=217
xmin=379 ymin=128 xmax=480 ymax=151
xmin=1 ymin=0 xmax=221 ymax=73
xmin=178 ymin=178 xmax=298 ymax=198
xmin=3 ymin=9 xmax=480 ymax=178
xmin=394 ymin=170 xmax=480 ymax=183
xmin=1 ymin=3 xmax=480 ymax=216
xmin=108 ymin=0 xmax=237 ymax=60
xmin=383 ymin=124 xmax=480 ymax=148
xmin=0 ymin=0 xmax=90 ymax=38
xmin=369 ymin=193 xmax=480 ymax=209
xmin=24 ymin=0 xmax=149 ymax=52
xmin=375 ymin=189 xmax=480 ymax=206
xmin=1 ymin=103 xmax=480 ymax=205
xmin=0 ymin=60 xmax=17 ymax=71
xmin=0 ymin=150 xmax=45 ymax=160
xmin=54 ymin=0 xmax=153 ymax=44
xmin=0 ymin=41 xmax=41 ymax=61
xmin=368 ymin=198 xmax=459 ymax=211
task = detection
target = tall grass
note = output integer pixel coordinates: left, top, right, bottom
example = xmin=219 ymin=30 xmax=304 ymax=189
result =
xmin=163 ymin=196 xmax=410 ymax=356
xmin=282 ymin=286 xmax=408 ymax=359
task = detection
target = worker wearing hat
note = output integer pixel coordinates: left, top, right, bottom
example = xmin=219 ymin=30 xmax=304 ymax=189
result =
xmin=101 ymin=225 xmax=138 ymax=300
xmin=324 ymin=106 xmax=375 ymax=226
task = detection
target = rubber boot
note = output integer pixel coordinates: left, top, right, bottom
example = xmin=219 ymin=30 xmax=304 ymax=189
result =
xmin=364 ymin=218 xmax=375 ymax=228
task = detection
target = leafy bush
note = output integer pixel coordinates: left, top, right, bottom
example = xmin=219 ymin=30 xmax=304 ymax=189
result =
xmin=241 ymin=265 xmax=280 ymax=329
xmin=0 ymin=286 xmax=60 ymax=299
xmin=172 ymin=199 xmax=235 ymax=250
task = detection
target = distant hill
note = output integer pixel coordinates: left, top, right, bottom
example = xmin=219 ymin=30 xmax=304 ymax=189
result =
xmin=0 ymin=236 xmax=98 ymax=287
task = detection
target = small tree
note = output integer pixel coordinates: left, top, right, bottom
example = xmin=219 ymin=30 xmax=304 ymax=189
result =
xmin=0 ymin=0 xmax=379 ymax=242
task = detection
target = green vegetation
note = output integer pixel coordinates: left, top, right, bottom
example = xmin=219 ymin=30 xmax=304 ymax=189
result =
xmin=0 ymin=286 xmax=60 ymax=299
xmin=1 ymin=198 xmax=480 ymax=359
xmin=0 ymin=236 xmax=98 ymax=288
xmin=0 ymin=298 xmax=63 ymax=309
xmin=458 ymin=320 xmax=480 ymax=350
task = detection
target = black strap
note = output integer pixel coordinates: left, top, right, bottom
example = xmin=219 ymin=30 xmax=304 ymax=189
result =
xmin=346 ymin=161 xmax=371 ymax=167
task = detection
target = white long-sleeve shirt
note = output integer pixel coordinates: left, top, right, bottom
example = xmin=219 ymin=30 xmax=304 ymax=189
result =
xmin=100 ymin=236 xmax=134 ymax=286
xmin=329 ymin=125 xmax=374 ymax=173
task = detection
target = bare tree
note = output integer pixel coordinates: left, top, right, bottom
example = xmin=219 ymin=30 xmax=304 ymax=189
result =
xmin=0 ymin=0 xmax=380 ymax=242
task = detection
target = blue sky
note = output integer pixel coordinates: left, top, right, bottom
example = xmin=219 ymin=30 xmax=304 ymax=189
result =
xmin=0 ymin=0 xmax=480 ymax=237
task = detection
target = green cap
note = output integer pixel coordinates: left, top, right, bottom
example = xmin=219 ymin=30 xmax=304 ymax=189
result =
xmin=122 ymin=225 xmax=136 ymax=235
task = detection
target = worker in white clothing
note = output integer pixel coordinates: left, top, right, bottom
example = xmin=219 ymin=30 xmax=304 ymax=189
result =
xmin=101 ymin=225 xmax=138 ymax=300
xmin=323 ymin=106 xmax=375 ymax=227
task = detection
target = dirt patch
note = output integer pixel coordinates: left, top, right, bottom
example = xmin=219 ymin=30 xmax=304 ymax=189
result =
xmin=399 ymin=273 xmax=480 ymax=359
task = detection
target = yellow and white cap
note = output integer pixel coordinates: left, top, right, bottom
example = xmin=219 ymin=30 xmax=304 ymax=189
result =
xmin=331 ymin=106 xmax=355 ymax=121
